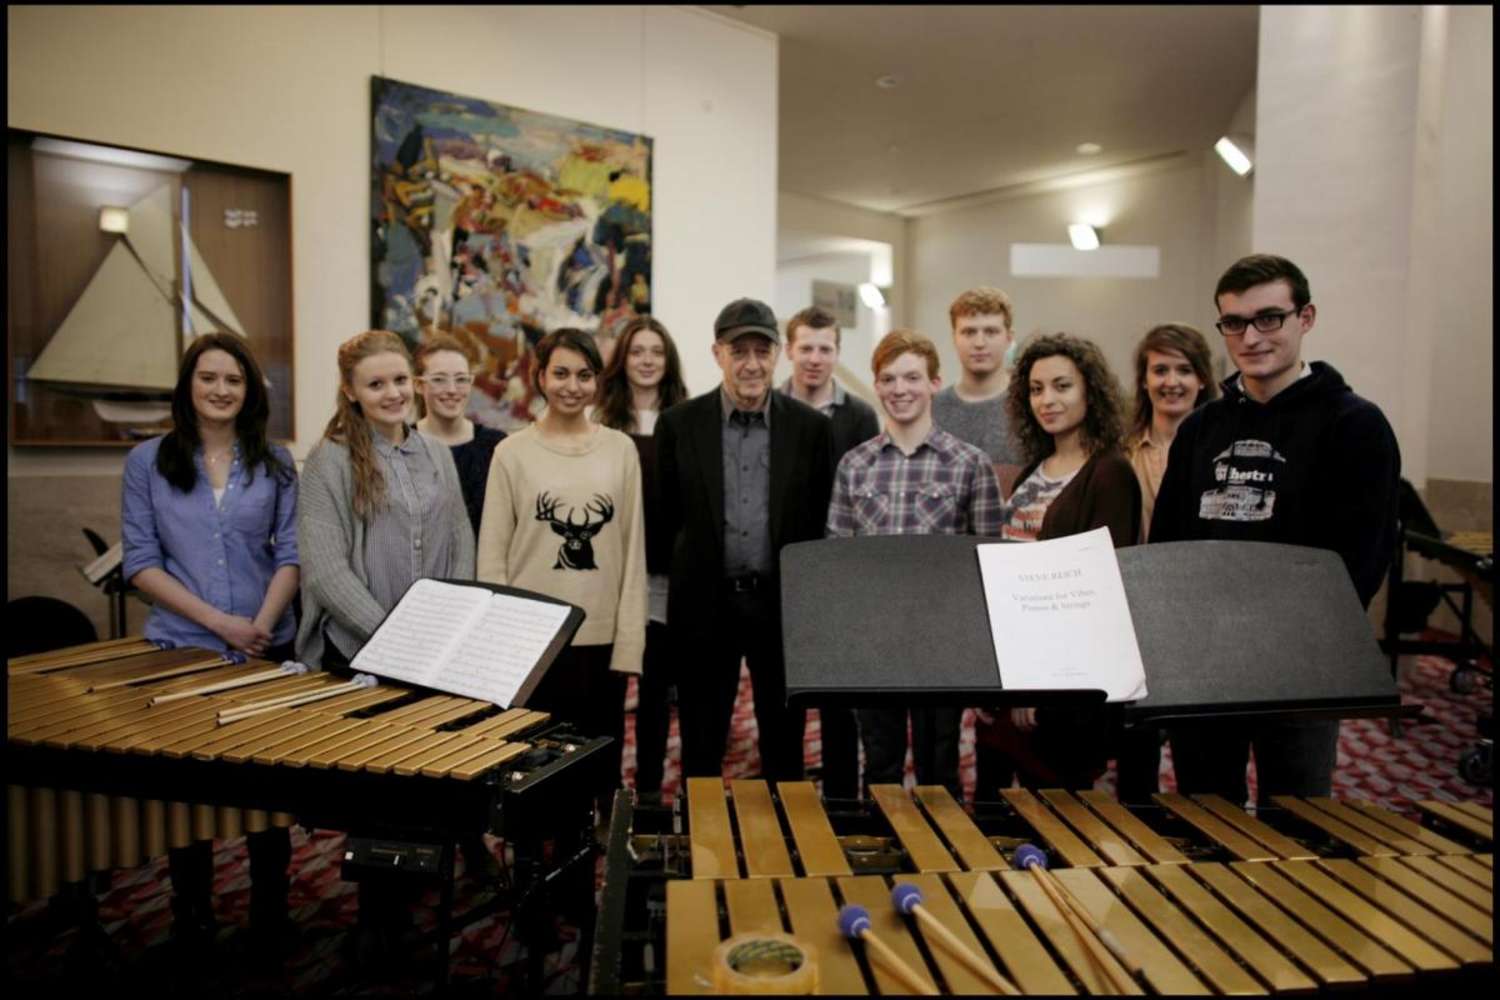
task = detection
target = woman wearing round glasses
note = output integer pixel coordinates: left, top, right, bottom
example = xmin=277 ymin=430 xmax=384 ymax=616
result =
xmin=413 ymin=332 xmax=507 ymax=537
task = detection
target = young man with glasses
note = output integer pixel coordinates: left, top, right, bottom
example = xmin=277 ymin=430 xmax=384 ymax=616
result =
xmin=1149 ymin=254 xmax=1401 ymax=808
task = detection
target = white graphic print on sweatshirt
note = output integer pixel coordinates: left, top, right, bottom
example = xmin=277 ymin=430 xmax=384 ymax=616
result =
xmin=1198 ymin=439 xmax=1286 ymax=523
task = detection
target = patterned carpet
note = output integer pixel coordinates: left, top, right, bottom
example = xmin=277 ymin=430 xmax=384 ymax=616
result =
xmin=7 ymin=648 xmax=1491 ymax=995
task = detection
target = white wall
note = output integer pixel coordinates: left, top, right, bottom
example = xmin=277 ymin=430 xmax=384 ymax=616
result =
xmin=6 ymin=3 xmax=778 ymax=476
xmin=1252 ymin=5 xmax=1493 ymax=491
xmin=773 ymin=250 xmax=890 ymax=392
xmin=1427 ymin=4 xmax=1492 ymax=484
xmin=909 ymin=158 xmax=1234 ymax=394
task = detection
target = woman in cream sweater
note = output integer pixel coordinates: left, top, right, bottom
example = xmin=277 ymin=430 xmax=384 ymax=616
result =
xmin=478 ymin=328 xmax=647 ymax=821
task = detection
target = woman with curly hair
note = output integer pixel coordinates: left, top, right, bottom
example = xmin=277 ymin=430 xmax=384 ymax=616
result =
xmin=976 ymin=333 xmax=1141 ymax=796
xmin=1000 ymin=332 xmax=1140 ymax=546
xmin=1125 ymin=324 xmax=1218 ymax=542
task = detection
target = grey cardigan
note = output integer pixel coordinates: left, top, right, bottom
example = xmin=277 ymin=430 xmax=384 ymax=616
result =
xmin=294 ymin=430 xmax=476 ymax=668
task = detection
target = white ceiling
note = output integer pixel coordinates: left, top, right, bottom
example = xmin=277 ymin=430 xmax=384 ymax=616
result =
xmin=704 ymin=5 xmax=1259 ymax=216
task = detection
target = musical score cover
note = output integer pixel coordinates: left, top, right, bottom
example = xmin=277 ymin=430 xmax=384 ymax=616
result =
xmin=975 ymin=527 xmax=1148 ymax=702
xmin=351 ymin=578 xmax=584 ymax=707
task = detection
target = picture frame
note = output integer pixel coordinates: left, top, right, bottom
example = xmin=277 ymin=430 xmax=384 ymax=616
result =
xmin=7 ymin=128 xmax=295 ymax=446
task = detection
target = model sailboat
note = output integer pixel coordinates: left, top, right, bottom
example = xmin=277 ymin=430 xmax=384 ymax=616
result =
xmin=25 ymin=182 xmax=248 ymax=427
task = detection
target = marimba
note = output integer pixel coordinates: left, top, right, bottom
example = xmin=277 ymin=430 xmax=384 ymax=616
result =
xmin=592 ymin=780 xmax=1493 ymax=994
xmin=8 ymin=638 xmax=608 ymax=908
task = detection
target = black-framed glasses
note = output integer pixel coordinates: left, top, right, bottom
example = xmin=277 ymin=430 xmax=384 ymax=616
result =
xmin=1215 ymin=306 xmax=1306 ymax=337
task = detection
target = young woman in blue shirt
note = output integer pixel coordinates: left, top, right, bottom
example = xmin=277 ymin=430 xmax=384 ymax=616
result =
xmin=121 ymin=331 xmax=299 ymax=947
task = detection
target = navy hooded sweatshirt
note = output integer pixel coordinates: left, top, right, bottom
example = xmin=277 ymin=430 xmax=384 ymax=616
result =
xmin=1148 ymin=361 xmax=1400 ymax=607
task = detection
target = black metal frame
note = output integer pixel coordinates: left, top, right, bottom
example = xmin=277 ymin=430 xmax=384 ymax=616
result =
xmin=10 ymin=719 xmax=611 ymax=992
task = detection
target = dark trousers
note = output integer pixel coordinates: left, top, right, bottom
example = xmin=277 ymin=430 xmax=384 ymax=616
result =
xmin=679 ymin=591 xmax=806 ymax=782
xmin=1114 ymin=725 xmax=1162 ymax=805
xmin=973 ymin=707 xmax=1109 ymax=795
xmin=1170 ymin=719 xmax=1341 ymax=809
xmin=858 ymin=707 xmax=960 ymax=798
xmin=633 ymin=622 xmax=675 ymax=801
xmin=819 ymin=706 xmax=860 ymax=799
xmin=528 ymin=643 xmax=626 ymax=819
xmin=168 ymin=826 xmax=291 ymax=928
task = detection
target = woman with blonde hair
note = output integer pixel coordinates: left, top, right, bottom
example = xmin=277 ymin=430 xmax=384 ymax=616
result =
xmin=412 ymin=330 xmax=507 ymax=536
xmin=1125 ymin=323 xmax=1218 ymax=541
xmin=297 ymin=330 xmax=474 ymax=959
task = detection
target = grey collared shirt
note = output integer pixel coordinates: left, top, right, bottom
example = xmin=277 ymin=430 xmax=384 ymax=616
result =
xmin=327 ymin=425 xmax=458 ymax=656
xmin=720 ymin=387 xmax=773 ymax=577
xmin=778 ymin=376 xmax=846 ymax=417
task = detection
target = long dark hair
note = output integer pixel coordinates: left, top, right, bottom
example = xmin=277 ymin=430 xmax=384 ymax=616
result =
xmin=156 ymin=332 xmax=290 ymax=492
xmin=1129 ymin=323 xmax=1219 ymax=438
xmin=595 ymin=316 xmax=688 ymax=432
xmin=1007 ymin=332 xmax=1127 ymax=465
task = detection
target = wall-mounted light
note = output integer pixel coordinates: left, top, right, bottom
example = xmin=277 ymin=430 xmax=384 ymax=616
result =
xmin=1067 ymin=223 xmax=1100 ymax=251
xmin=1214 ymin=135 xmax=1254 ymax=176
xmin=858 ymin=282 xmax=887 ymax=308
xmin=98 ymin=206 xmax=129 ymax=234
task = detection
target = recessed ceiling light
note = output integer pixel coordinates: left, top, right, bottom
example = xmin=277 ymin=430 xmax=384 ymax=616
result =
xmin=1076 ymin=142 xmax=1102 ymax=155
xmin=875 ymin=75 xmax=899 ymax=89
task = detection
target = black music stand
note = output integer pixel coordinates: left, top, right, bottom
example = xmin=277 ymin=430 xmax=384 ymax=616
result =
xmin=781 ymin=536 xmax=1404 ymax=724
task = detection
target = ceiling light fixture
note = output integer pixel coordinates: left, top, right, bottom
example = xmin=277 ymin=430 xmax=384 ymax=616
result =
xmin=1067 ymin=224 xmax=1100 ymax=251
xmin=858 ymin=282 xmax=887 ymax=308
xmin=875 ymin=75 xmax=899 ymax=89
xmin=1076 ymin=142 xmax=1102 ymax=155
xmin=98 ymin=206 xmax=130 ymax=234
xmin=1214 ymin=136 xmax=1253 ymax=176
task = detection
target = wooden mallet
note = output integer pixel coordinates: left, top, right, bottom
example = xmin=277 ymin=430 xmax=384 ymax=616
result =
xmin=891 ymin=882 xmax=1021 ymax=995
xmin=838 ymin=903 xmax=938 ymax=995
xmin=1014 ymin=842 xmax=1139 ymax=993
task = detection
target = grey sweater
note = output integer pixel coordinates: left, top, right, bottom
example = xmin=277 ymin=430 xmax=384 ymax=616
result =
xmin=295 ymin=431 xmax=476 ymax=668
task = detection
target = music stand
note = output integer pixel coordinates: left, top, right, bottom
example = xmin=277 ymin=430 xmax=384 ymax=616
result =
xmin=780 ymin=536 xmax=1404 ymax=724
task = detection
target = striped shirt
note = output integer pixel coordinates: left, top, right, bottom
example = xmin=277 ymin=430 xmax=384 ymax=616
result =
xmin=826 ymin=426 xmax=1005 ymax=538
xmin=326 ymin=426 xmax=465 ymax=658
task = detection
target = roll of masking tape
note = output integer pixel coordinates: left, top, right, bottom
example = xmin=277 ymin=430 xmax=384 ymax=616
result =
xmin=711 ymin=932 xmax=818 ymax=994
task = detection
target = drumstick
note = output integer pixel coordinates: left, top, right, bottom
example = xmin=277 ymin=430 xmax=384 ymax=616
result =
xmin=838 ymin=903 xmax=938 ymax=995
xmin=891 ymin=883 xmax=1021 ymax=995
xmin=1014 ymin=843 xmax=1137 ymax=993
xmin=151 ymin=661 xmax=308 ymax=705
xmin=216 ymin=673 xmax=377 ymax=724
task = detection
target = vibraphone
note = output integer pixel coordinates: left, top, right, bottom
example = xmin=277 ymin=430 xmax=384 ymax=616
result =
xmin=8 ymin=638 xmax=609 ymax=985
xmin=592 ymin=779 xmax=1493 ymax=994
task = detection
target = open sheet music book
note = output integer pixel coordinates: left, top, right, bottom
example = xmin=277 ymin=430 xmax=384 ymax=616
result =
xmin=975 ymin=527 xmax=1148 ymax=702
xmin=351 ymin=578 xmax=584 ymax=707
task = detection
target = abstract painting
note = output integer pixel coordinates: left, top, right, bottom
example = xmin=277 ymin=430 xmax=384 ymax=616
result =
xmin=371 ymin=76 xmax=653 ymax=430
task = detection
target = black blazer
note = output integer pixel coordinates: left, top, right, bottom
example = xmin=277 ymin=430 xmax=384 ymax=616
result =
xmin=1013 ymin=450 xmax=1140 ymax=548
xmin=828 ymin=392 xmax=881 ymax=464
xmin=656 ymin=388 xmax=834 ymax=638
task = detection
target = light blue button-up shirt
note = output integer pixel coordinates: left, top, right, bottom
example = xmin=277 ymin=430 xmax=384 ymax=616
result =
xmin=121 ymin=436 xmax=300 ymax=650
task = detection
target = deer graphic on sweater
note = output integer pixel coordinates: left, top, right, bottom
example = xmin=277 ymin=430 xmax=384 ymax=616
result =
xmin=535 ymin=492 xmax=614 ymax=570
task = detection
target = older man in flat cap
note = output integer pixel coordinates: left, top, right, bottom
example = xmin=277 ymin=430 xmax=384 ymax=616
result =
xmin=656 ymin=298 xmax=834 ymax=781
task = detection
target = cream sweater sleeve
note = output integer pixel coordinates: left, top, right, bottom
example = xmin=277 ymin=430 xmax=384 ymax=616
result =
xmin=476 ymin=441 xmax=517 ymax=586
xmin=609 ymin=439 xmax=648 ymax=675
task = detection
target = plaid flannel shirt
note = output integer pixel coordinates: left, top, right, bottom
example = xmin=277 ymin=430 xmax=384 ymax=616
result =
xmin=825 ymin=426 xmax=1005 ymax=538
